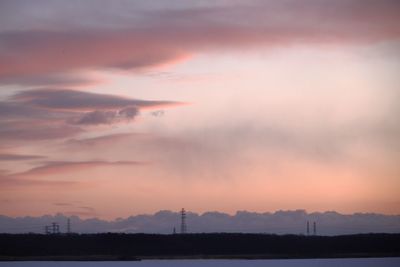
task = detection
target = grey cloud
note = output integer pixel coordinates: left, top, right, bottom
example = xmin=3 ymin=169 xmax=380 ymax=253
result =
xmin=13 ymin=89 xmax=178 ymax=110
xmin=73 ymin=110 xmax=121 ymax=125
xmin=0 ymin=73 xmax=96 ymax=87
xmin=2 ymin=1 xmax=399 ymax=35
xmin=118 ymin=106 xmax=139 ymax=118
xmin=0 ymin=89 xmax=180 ymax=142
xmin=0 ymin=102 xmax=58 ymax=119
xmin=0 ymin=86 xmax=179 ymax=178
xmin=72 ymin=106 xmax=139 ymax=125
xmin=0 ymin=210 xmax=399 ymax=235
xmin=0 ymin=153 xmax=46 ymax=161
xmin=0 ymin=1 xmax=399 ymax=81
xmin=0 ymin=97 xmax=82 ymax=142
xmin=151 ymin=110 xmax=165 ymax=117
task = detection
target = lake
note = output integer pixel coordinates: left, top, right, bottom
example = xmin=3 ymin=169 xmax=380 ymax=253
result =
xmin=1 ymin=258 xmax=400 ymax=267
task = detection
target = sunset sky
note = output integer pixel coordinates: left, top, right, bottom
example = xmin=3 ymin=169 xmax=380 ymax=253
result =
xmin=0 ymin=0 xmax=399 ymax=220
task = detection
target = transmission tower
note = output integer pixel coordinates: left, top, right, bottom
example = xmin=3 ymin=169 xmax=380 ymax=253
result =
xmin=180 ymin=208 xmax=187 ymax=234
xmin=45 ymin=222 xmax=60 ymax=234
xmin=51 ymin=222 xmax=60 ymax=234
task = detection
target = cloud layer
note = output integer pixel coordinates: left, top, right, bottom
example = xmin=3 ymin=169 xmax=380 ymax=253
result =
xmin=0 ymin=0 xmax=399 ymax=84
xmin=1 ymin=0 xmax=399 ymax=218
xmin=1 ymin=210 xmax=399 ymax=235
xmin=0 ymin=88 xmax=180 ymax=142
xmin=0 ymin=153 xmax=46 ymax=161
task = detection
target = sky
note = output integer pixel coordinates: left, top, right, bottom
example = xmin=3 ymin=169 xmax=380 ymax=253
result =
xmin=2 ymin=211 xmax=400 ymax=235
xmin=0 ymin=0 xmax=399 ymax=220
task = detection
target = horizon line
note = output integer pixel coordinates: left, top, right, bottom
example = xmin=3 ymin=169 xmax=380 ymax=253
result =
xmin=2 ymin=209 xmax=400 ymax=221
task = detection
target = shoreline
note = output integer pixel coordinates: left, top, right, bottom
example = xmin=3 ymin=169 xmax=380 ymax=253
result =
xmin=1 ymin=253 xmax=400 ymax=261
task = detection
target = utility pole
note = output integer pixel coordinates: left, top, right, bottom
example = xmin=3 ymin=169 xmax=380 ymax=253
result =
xmin=313 ymin=221 xmax=317 ymax=235
xmin=180 ymin=208 xmax=187 ymax=234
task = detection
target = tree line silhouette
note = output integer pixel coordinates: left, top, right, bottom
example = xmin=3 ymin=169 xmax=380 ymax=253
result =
xmin=0 ymin=233 xmax=399 ymax=259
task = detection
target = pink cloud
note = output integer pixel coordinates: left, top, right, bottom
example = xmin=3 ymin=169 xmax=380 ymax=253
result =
xmin=0 ymin=160 xmax=147 ymax=189
xmin=0 ymin=30 xmax=189 ymax=80
xmin=0 ymin=176 xmax=77 ymax=188
xmin=0 ymin=89 xmax=183 ymax=142
xmin=0 ymin=1 xmax=399 ymax=81
xmin=0 ymin=120 xmax=83 ymax=141
xmin=66 ymin=133 xmax=148 ymax=147
xmin=10 ymin=160 xmax=147 ymax=177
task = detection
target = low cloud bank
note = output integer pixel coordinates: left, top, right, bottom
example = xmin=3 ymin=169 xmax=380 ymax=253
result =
xmin=1 ymin=210 xmax=399 ymax=235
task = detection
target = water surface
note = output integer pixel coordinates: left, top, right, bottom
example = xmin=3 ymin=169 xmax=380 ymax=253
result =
xmin=2 ymin=258 xmax=400 ymax=267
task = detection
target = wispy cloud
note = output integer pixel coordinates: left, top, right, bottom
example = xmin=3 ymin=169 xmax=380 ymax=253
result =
xmin=65 ymin=133 xmax=148 ymax=147
xmin=0 ymin=176 xmax=77 ymax=188
xmin=69 ymin=107 xmax=138 ymax=125
xmin=0 ymin=160 xmax=146 ymax=190
xmin=0 ymin=153 xmax=46 ymax=161
xmin=51 ymin=202 xmax=98 ymax=217
xmin=0 ymin=88 xmax=182 ymax=143
xmin=53 ymin=202 xmax=73 ymax=207
xmin=13 ymin=89 xmax=179 ymax=111
xmin=0 ymin=120 xmax=83 ymax=141
xmin=0 ymin=87 xmax=180 ymax=183
xmin=0 ymin=73 xmax=98 ymax=87
xmin=11 ymin=160 xmax=147 ymax=177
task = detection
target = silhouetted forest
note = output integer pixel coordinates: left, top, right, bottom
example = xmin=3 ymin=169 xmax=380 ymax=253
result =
xmin=0 ymin=233 xmax=399 ymax=260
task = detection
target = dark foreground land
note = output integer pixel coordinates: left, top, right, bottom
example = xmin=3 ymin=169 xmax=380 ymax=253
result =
xmin=0 ymin=233 xmax=399 ymax=261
